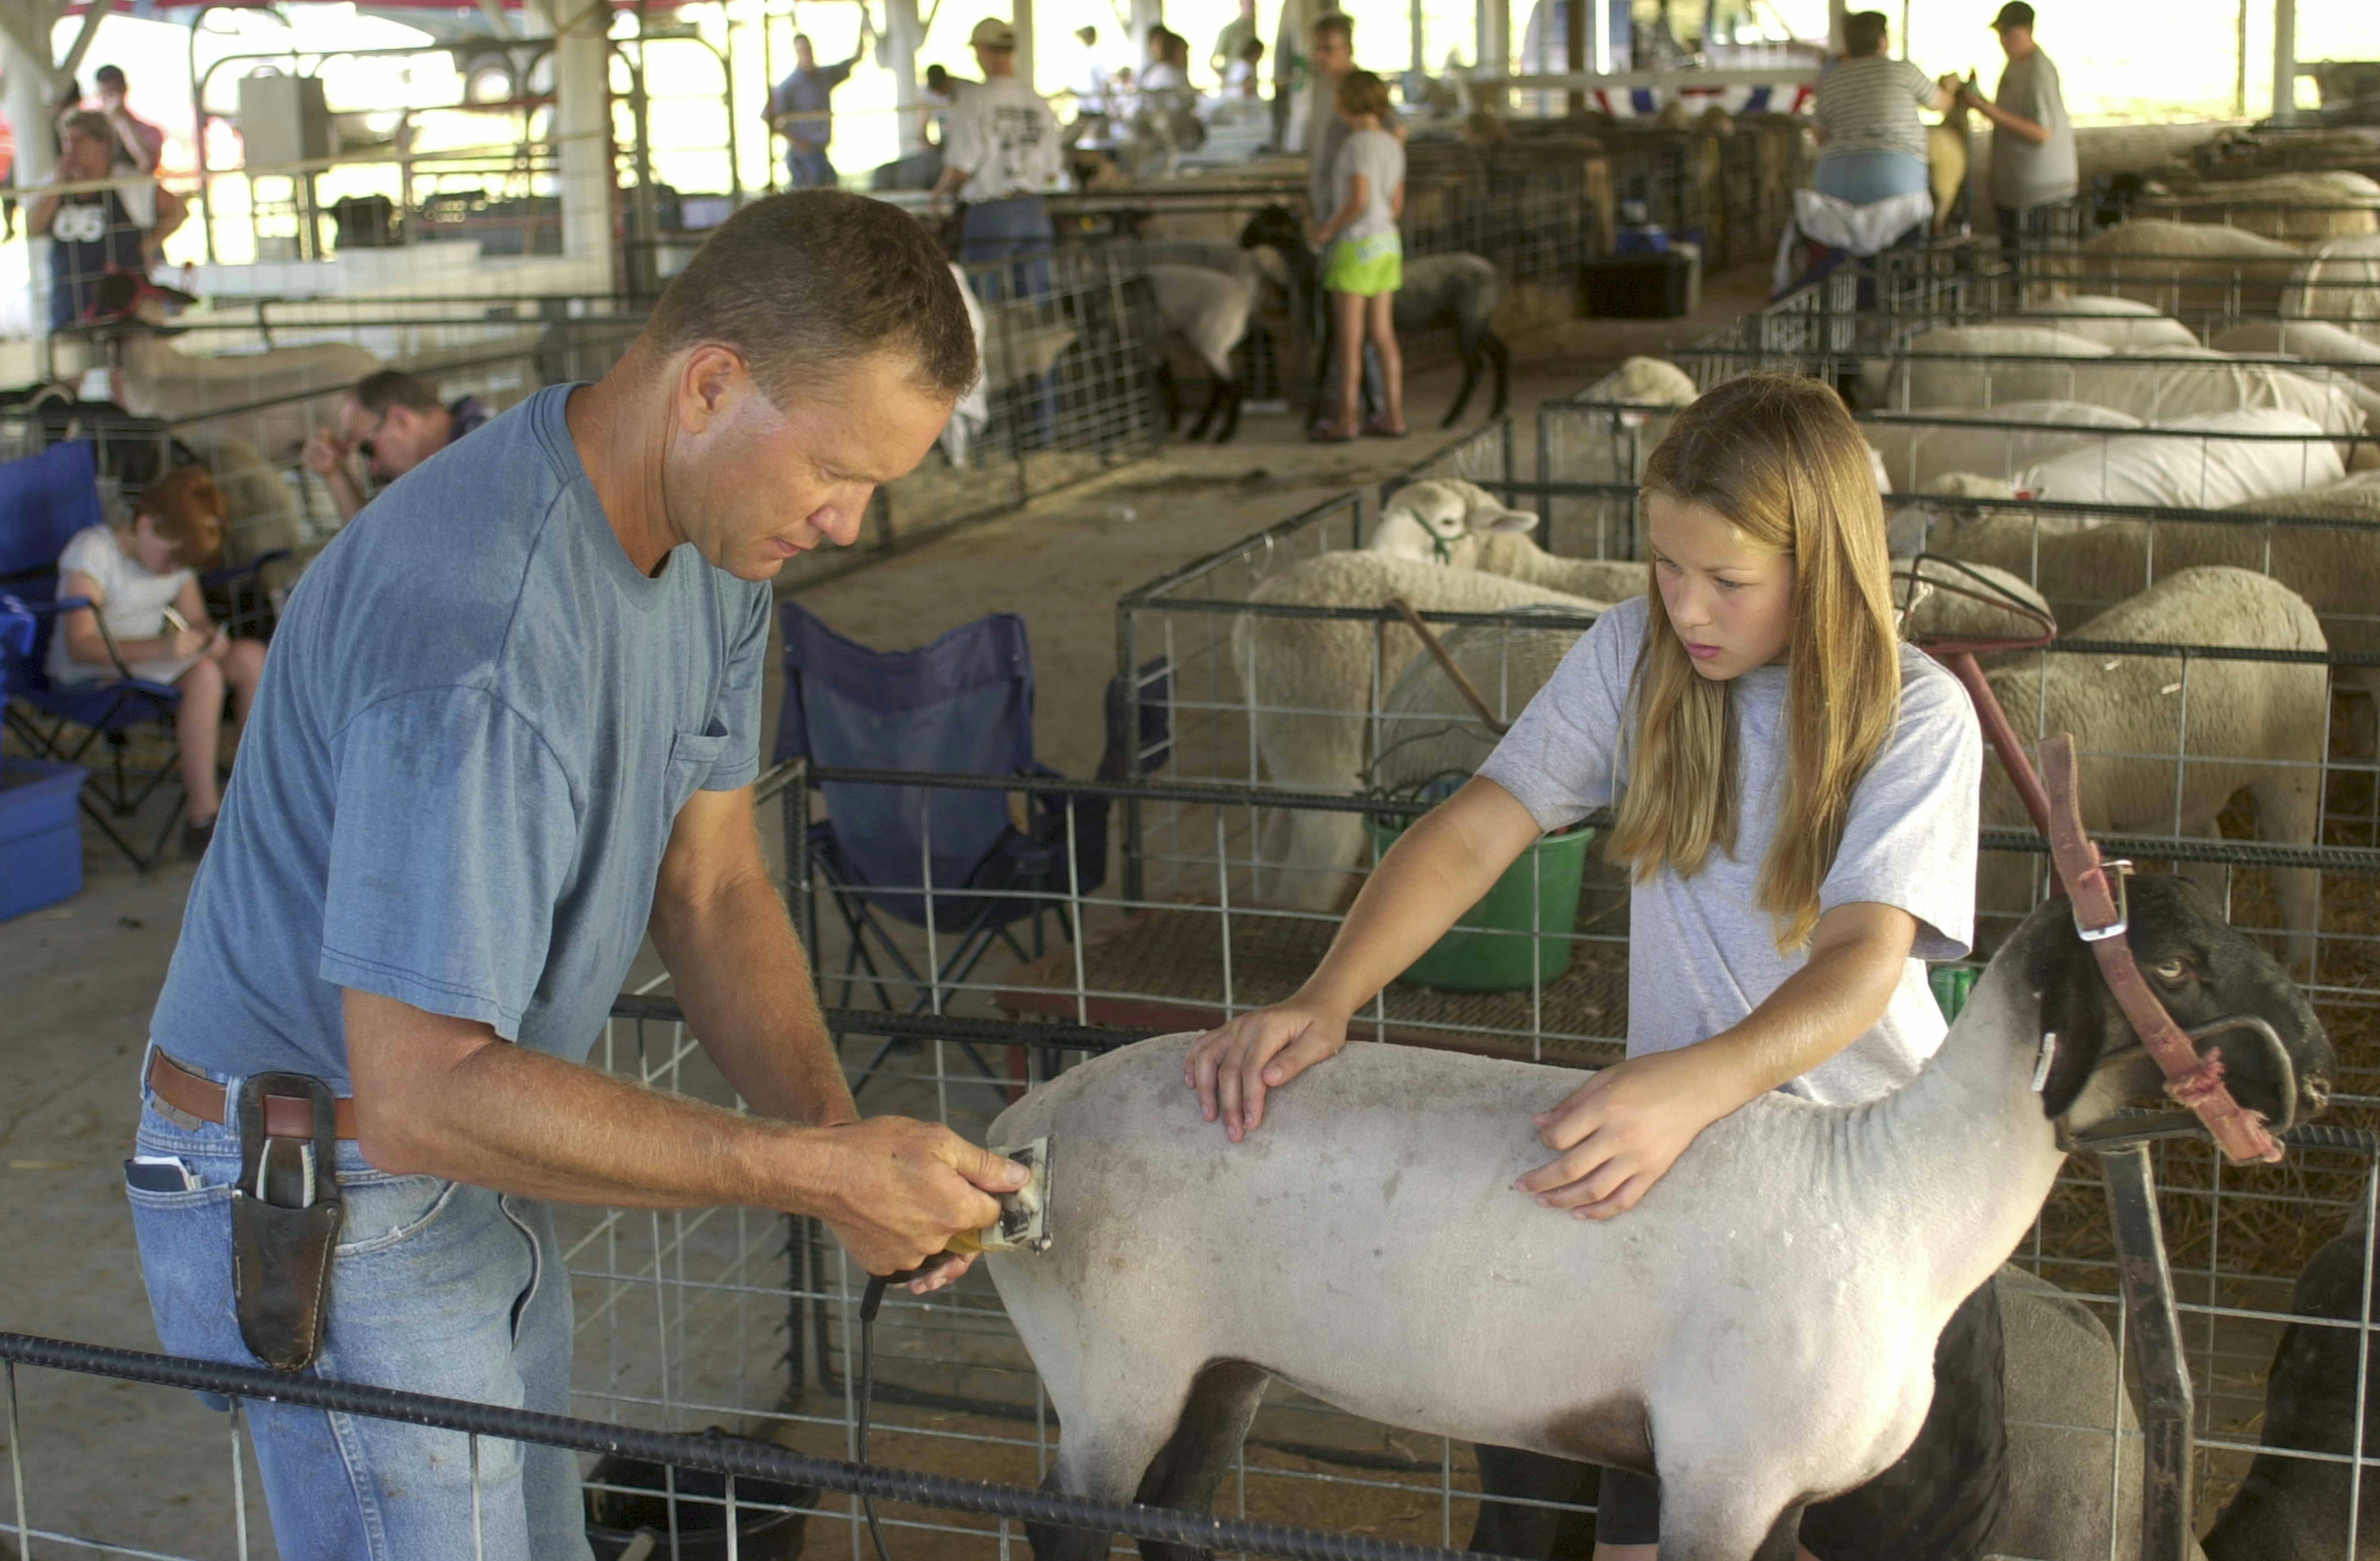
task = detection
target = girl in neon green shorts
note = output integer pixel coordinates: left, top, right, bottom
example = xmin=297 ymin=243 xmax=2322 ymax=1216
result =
xmin=1312 ymin=69 xmax=1406 ymax=440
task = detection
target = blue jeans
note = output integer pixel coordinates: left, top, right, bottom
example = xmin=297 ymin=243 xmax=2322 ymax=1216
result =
xmin=960 ymin=196 xmax=1055 ymax=303
xmin=1814 ymin=148 xmax=1931 ymax=204
xmin=127 ymin=1057 xmax=591 ymax=1561
xmin=784 ymin=147 xmax=837 ymax=189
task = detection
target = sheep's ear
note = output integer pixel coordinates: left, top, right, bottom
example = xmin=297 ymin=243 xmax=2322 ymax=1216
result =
xmin=2028 ymin=910 xmax=2117 ymax=1120
xmin=1477 ymin=508 xmax=1540 ymax=535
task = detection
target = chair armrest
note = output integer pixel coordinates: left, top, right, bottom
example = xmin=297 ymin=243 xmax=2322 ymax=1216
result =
xmin=34 ymin=593 xmax=137 ymax=681
xmin=201 ymin=549 xmax=291 ymax=590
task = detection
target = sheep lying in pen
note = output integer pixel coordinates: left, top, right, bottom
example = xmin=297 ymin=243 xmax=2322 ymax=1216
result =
xmin=2016 ymin=295 xmax=2202 ymax=352
xmin=2068 ymin=220 xmax=2307 ymax=316
xmin=2283 ymin=233 xmax=2380 ymax=340
xmin=2015 ymin=408 xmax=2345 ymax=508
xmin=1975 ymin=566 xmax=2327 ymax=967
xmin=1864 ymin=401 xmax=2143 ymax=493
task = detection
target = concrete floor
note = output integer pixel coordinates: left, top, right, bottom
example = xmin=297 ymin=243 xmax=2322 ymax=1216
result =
xmin=0 ymin=271 xmax=1767 ymax=1559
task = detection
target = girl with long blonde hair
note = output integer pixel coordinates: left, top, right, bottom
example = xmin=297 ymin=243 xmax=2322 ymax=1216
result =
xmin=1187 ymin=374 xmax=1988 ymax=1559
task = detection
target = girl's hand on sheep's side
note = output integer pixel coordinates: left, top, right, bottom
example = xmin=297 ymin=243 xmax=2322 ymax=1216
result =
xmin=1186 ymin=1003 xmax=1352 ymax=1142
xmin=1517 ymin=1049 xmax=1742 ymax=1219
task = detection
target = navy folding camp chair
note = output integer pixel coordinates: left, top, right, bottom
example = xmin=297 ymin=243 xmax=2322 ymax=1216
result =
xmin=0 ymin=439 xmax=264 ymax=870
xmin=774 ymin=603 xmax=1165 ymax=1096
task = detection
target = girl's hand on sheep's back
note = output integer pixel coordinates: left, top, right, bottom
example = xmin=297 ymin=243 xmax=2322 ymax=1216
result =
xmin=1186 ymin=1003 xmax=1351 ymax=1142
xmin=1517 ymin=1049 xmax=1743 ymax=1219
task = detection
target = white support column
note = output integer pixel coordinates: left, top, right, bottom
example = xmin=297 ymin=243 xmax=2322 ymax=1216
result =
xmin=1127 ymin=0 xmax=1162 ymax=67
xmin=1589 ymin=0 xmax=1611 ymax=74
xmin=1409 ymin=0 xmax=1423 ymax=77
xmin=1827 ymin=0 xmax=1847 ymax=56
xmin=886 ymin=0 xmax=924 ymax=156
xmin=1477 ymin=0 xmax=1509 ymax=113
xmin=5 ymin=32 xmax=53 ymax=347
xmin=2270 ymin=0 xmax=2297 ymax=124
xmin=543 ymin=0 xmax=616 ymax=285
xmin=1011 ymin=0 xmax=1034 ymax=93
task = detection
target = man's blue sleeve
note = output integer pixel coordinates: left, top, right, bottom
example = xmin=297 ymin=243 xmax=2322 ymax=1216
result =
xmin=319 ymin=687 xmax=582 ymax=1039
xmin=705 ymin=587 xmax=769 ymax=792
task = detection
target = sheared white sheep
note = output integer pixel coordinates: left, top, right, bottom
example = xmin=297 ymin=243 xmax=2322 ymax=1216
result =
xmin=2017 ymin=407 xmax=2345 ymax=508
xmin=1864 ymin=401 xmax=2142 ymax=493
xmin=2211 ymin=319 xmax=2380 ymax=376
xmin=1976 ymin=566 xmax=2327 ymax=966
xmin=1862 ymin=326 xmax=2113 ymax=412
xmin=1605 ymin=355 xmax=1699 ymax=406
xmin=2136 ymin=171 xmax=2380 ymax=242
xmin=984 ymin=887 xmax=2329 ymax=1561
xmin=2281 ymin=233 xmax=2380 ymax=342
xmin=1230 ymin=550 xmax=1608 ymax=909
xmin=2017 ymin=295 xmax=2202 ymax=352
xmin=1146 ymin=264 xmax=1256 ymax=443
xmin=2068 ymin=220 xmax=2305 ymax=316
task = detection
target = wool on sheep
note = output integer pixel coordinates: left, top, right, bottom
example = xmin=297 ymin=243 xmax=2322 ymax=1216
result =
xmin=2282 ymin=233 xmax=2380 ymax=344
xmin=2016 ymin=408 xmax=2344 ymax=508
xmin=2017 ymin=295 xmax=2202 ymax=352
xmin=1864 ymin=402 xmax=2142 ymax=493
xmin=2067 ymin=220 xmax=2306 ymax=316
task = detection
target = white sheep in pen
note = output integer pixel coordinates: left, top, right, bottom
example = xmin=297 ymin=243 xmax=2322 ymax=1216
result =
xmin=2281 ymin=234 xmax=2380 ymax=341
xmin=2015 ymin=408 xmax=2346 ymax=509
xmin=983 ymin=883 xmax=2330 ymax=1561
xmin=1864 ymin=402 xmax=2144 ymax=493
xmin=2016 ymin=295 xmax=2202 ymax=352
xmin=1975 ymin=566 xmax=2328 ymax=968
xmin=1907 ymin=471 xmax=2380 ymax=719
xmin=1229 ymin=549 xmax=1609 ymax=910
xmin=2065 ymin=220 xmax=2306 ymax=317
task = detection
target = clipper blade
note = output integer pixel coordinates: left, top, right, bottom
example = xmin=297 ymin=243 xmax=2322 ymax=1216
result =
xmin=976 ymin=1136 xmax=1054 ymax=1255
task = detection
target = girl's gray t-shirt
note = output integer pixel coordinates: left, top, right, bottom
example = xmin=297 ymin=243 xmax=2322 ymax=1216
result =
xmin=1330 ymin=127 xmax=1405 ymax=243
xmin=1476 ymin=594 xmax=1983 ymax=1106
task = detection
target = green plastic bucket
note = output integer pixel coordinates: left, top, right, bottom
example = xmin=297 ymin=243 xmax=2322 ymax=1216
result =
xmin=1366 ymin=816 xmax=1593 ymax=992
xmin=1930 ymin=965 xmax=1979 ymax=1022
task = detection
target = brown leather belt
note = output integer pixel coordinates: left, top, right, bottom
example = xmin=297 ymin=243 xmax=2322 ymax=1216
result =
xmin=147 ymin=1050 xmax=359 ymax=1141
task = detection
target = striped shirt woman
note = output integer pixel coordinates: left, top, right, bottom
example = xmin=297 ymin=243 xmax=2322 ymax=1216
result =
xmin=1810 ymin=12 xmax=1954 ymax=205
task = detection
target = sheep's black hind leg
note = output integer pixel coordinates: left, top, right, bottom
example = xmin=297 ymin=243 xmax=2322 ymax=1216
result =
xmin=1441 ymin=352 xmax=1483 ymax=427
xmin=1186 ymin=376 xmax=1229 ymax=441
xmin=1485 ymin=334 xmax=1512 ymax=420
xmin=1152 ymin=360 xmax=1183 ymax=436
xmin=1211 ymin=381 xmax=1243 ymax=443
xmin=1130 ymin=1359 xmax=1272 ymax=1561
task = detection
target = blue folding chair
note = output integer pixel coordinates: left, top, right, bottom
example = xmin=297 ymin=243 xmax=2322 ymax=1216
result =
xmin=775 ymin=603 xmax=1150 ymax=1095
xmin=0 ymin=441 xmax=209 ymax=869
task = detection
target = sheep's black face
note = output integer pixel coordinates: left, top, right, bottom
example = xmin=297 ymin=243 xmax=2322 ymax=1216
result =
xmin=2028 ymin=875 xmax=2333 ymax=1134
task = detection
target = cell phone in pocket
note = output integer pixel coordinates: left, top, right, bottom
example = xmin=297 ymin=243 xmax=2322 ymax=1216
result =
xmin=124 ymin=1157 xmax=197 ymax=1193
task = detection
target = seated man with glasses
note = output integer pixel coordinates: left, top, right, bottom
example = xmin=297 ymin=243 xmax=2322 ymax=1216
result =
xmin=301 ymin=369 xmax=494 ymax=523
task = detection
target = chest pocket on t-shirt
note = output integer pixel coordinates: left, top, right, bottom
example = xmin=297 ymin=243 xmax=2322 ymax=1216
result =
xmin=665 ymin=724 xmax=732 ymax=817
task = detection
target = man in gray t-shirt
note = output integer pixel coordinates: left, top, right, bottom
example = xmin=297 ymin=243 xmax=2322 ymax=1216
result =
xmin=1476 ymin=595 xmax=1984 ymax=1105
xmin=133 ymin=193 xmax=1021 ymax=1559
xmin=1954 ymin=2 xmax=2077 ymax=261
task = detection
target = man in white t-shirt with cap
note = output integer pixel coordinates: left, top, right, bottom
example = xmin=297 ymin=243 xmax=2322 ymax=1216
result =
xmin=932 ymin=18 xmax=1063 ymax=287
xmin=1949 ymin=2 xmax=2076 ymax=270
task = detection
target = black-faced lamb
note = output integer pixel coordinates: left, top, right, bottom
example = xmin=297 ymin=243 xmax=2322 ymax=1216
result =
xmin=985 ymin=880 xmax=2330 ymax=1561
xmin=1145 ymin=264 xmax=1256 ymax=443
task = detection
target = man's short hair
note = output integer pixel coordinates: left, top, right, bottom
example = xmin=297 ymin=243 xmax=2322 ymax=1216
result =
xmin=1312 ymin=12 xmax=1352 ymax=45
xmin=354 ymin=369 xmax=441 ymax=416
xmin=1843 ymin=11 xmax=1889 ymax=56
xmin=58 ymin=109 xmax=111 ymax=145
xmin=1077 ymin=25 xmax=1096 ymax=42
xmin=94 ymin=64 xmax=126 ymax=88
xmin=792 ymin=31 xmax=812 ymax=49
xmin=643 ymin=190 xmax=977 ymax=404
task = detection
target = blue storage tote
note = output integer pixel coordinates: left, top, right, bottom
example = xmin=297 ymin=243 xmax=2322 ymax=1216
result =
xmin=1 ymin=757 xmax=86 ymax=919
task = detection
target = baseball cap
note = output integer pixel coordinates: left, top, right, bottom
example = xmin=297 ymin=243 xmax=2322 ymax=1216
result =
xmin=1989 ymin=2 xmax=2035 ymax=29
xmin=968 ymin=17 xmax=1017 ymax=50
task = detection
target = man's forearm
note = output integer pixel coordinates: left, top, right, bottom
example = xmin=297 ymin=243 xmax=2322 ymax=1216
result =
xmin=348 ymin=991 xmax=845 ymax=1211
xmin=650 ymin=867 xmax=857 ymax=1127
xmin=329 ymin=467 xmax=366 ymax=521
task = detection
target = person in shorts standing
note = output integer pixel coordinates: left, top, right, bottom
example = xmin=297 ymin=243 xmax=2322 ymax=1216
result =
xmin=1309 ymin=69 xmax=1404 ymax=442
